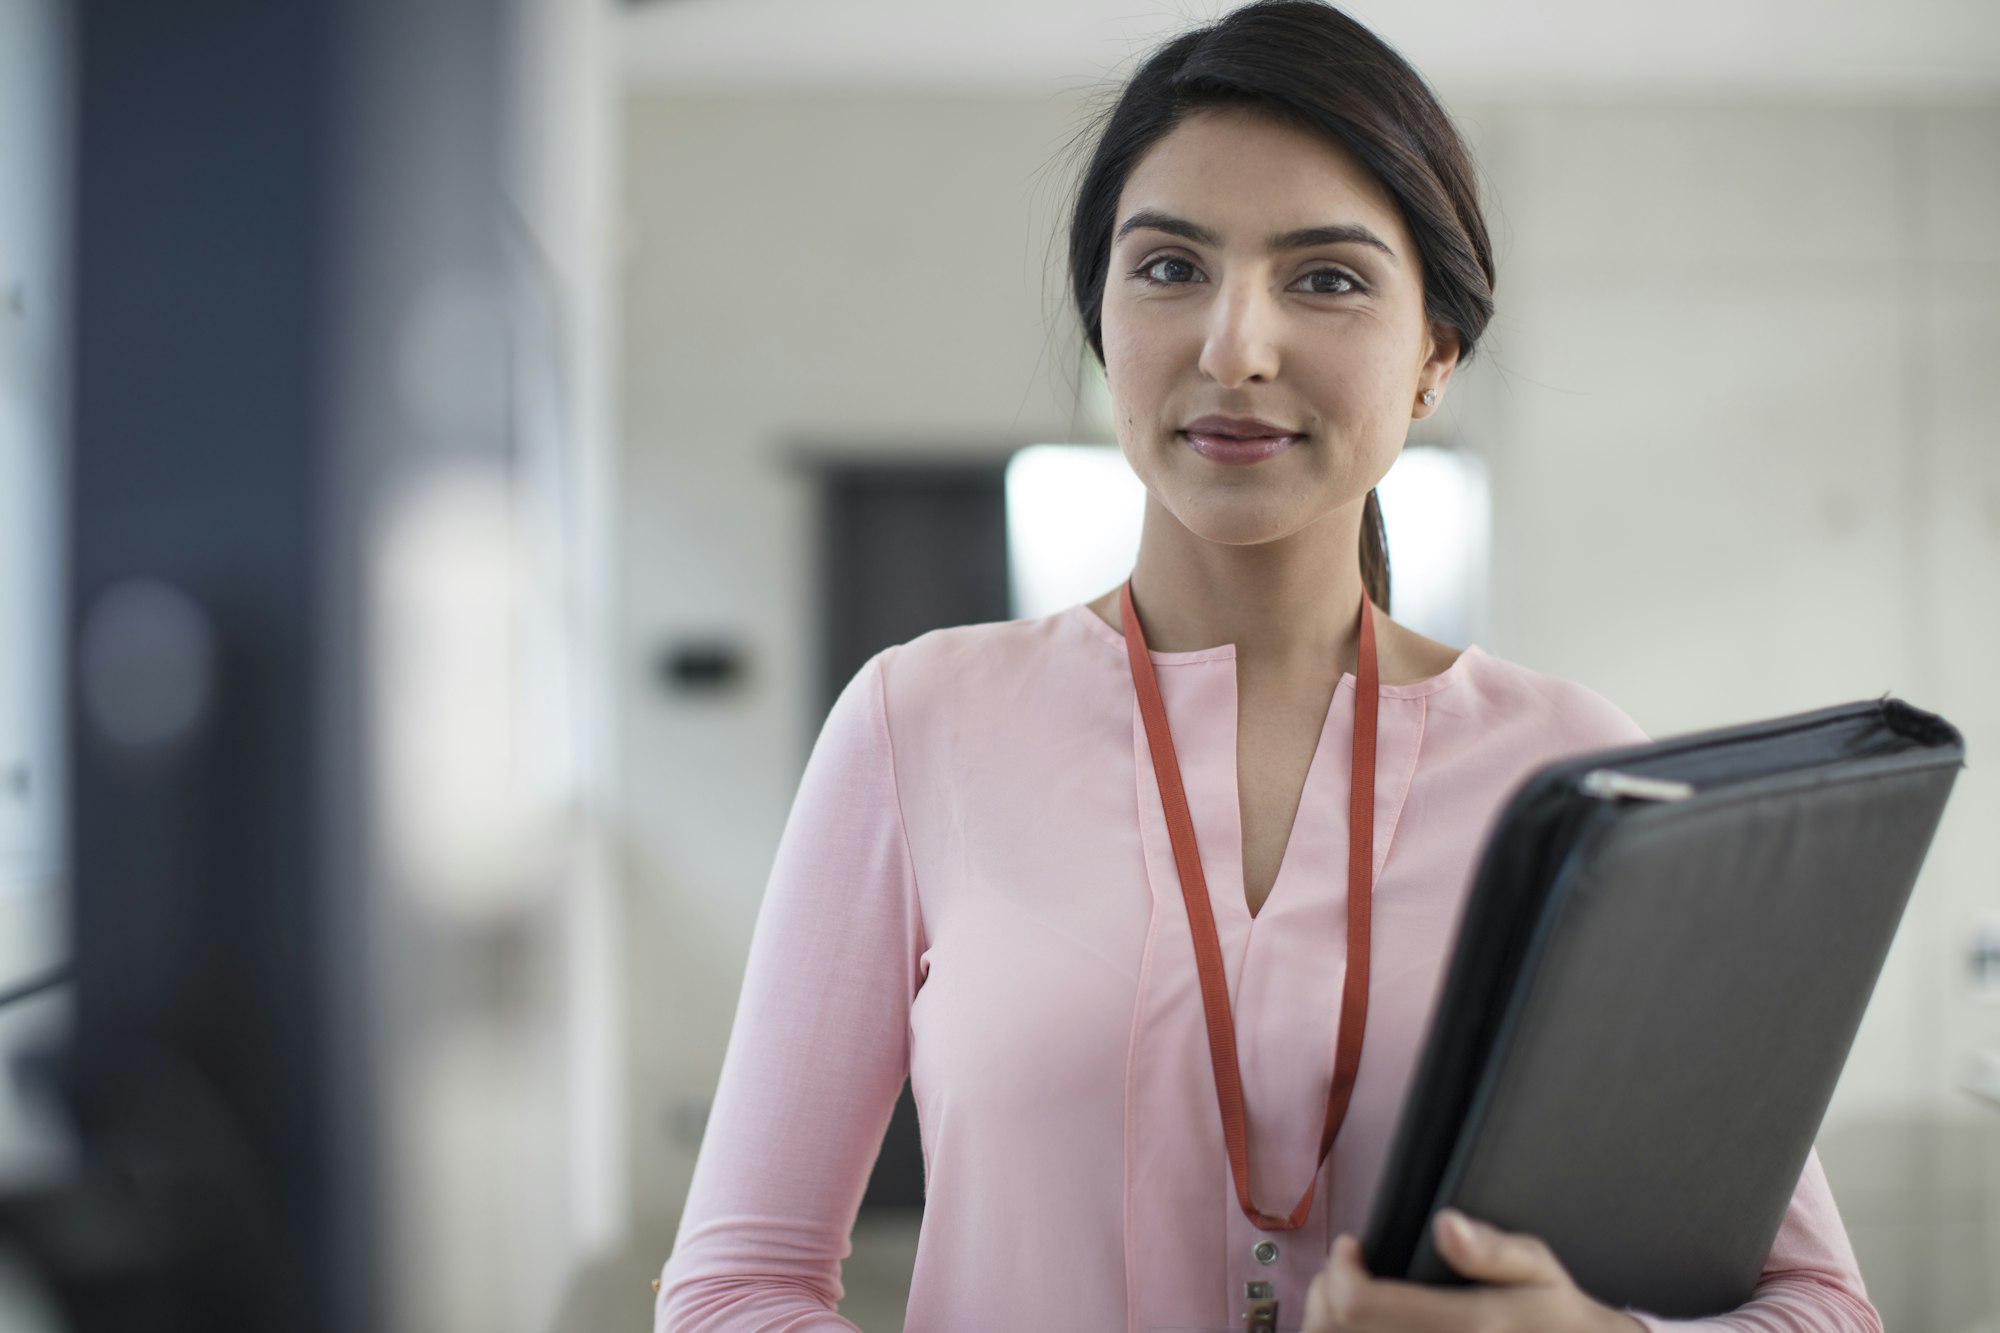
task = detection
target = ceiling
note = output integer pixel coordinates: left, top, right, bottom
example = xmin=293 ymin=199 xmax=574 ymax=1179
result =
xmin=617 ymin=0 xmax=2000 ymax=97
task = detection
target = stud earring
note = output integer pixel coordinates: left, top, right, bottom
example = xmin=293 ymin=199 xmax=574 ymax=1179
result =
xmin=1422 ymin=389 xmax=1439 ymax=406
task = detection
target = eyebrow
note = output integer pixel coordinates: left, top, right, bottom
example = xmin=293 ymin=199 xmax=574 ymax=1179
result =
xmin=1113 ymin=208 xmax=1397 ymax=260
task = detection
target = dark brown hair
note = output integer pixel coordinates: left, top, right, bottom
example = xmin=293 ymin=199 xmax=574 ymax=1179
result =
xmin=1066 ymin=0 xmax=1495 ymax=612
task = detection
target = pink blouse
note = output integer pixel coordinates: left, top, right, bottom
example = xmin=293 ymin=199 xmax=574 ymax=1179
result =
xmin=655 ymin=602 xmax=1883 ymax=1332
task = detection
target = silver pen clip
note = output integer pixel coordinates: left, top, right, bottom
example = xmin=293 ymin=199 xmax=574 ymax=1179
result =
xmin=1578 ymin=768 xmax=1696 ymax=802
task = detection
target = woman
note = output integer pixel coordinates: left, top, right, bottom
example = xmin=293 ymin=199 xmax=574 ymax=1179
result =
xmin=655 ymin=3 xmax=1883 ymax=1330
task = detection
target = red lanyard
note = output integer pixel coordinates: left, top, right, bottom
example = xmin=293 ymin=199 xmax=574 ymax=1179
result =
xmin=1117 ymin=577 xmax=1378 ymax=1232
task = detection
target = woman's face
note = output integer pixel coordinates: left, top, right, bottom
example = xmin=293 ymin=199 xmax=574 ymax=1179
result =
xmin=1098 ymin=106 xmax=1458 ymax=547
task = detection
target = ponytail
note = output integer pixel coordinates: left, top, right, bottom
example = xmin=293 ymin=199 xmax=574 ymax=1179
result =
xmin=1359 ymin=487 xmax=1391 ymax=612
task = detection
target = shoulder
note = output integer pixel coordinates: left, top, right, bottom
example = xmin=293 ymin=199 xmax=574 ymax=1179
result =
xmin=874 ymin=611 xmax=1064 ymax=685
xmin=1444 ymin=645 xmax=1651 ymax=754
xmin=856 ymin=610 xmax=1076 ymax=735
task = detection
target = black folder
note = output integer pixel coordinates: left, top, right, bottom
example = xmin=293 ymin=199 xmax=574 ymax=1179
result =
xmin=1360 ymin=695 xmax=1965 ymax=1318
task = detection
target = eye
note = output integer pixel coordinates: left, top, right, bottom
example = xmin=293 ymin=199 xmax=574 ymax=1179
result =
xmin=1294 ymin=266 xmax=1363 ymax=296
xmin=1132 ymin=254 xmax=1201 ymax=285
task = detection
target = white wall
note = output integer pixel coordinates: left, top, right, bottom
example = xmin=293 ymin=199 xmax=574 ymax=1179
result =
xmin=614 ymin=86 xmax=2000 ymax=1326
xmin=1463 ymin=100 xmax=1999 ymax=1122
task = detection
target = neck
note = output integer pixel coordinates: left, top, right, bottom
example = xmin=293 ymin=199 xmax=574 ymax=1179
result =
xmin=1124 ymin=492 xmax=1371 ymax=674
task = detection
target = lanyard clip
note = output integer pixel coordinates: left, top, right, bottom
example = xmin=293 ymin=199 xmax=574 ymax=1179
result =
xmin=1244 ymin=1279 xmax=1279 ymax=1333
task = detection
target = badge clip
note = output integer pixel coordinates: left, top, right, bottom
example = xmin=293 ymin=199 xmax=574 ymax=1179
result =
xmin=1244 ymin=1279 xmax=1279 ymax=1333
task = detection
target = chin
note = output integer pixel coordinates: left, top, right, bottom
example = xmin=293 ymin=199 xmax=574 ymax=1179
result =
xmin=1172 ymin=495 xmax=1320 ymax=546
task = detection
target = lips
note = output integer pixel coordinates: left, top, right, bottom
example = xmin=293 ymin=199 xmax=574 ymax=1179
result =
xmin=1179 ymin=414 xmax=1302 ymax=465
xmin=1181 ymin=414 xmax=1299 ymax=438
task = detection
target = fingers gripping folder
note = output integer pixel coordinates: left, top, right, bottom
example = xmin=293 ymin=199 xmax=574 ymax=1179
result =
xmin=1360 ymin=695 xmax=1965 ymax=1319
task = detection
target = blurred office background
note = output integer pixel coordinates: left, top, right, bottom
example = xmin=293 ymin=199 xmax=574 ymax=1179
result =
xmin=1 ymin=0 xmax=1997 ymax=1330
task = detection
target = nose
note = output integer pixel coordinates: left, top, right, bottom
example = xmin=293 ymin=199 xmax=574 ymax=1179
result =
xmin=1196 ymin=275 xmax=1282 ymax=387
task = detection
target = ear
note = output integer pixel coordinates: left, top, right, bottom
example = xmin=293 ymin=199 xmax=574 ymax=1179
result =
xmin=1415 ymin=321 xmax=1463 ymax=417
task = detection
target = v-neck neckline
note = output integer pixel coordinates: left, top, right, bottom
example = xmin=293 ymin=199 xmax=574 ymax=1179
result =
xmin=1069 ymin=598 xmax=1464 ymax=930
xmin=1237 ymin=673 xmax=1340 ymax=923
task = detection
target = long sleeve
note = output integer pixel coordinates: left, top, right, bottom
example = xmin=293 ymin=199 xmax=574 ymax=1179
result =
xmin=655 ymin=647 xmax=926 ymax=1331
xmin=1618 ymin=1146 xmax=1883 ymax=1332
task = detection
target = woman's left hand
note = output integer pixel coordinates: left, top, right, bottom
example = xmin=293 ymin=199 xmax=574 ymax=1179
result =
xmin=1302 ymin=1208 xmax=1648 ymax=1333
